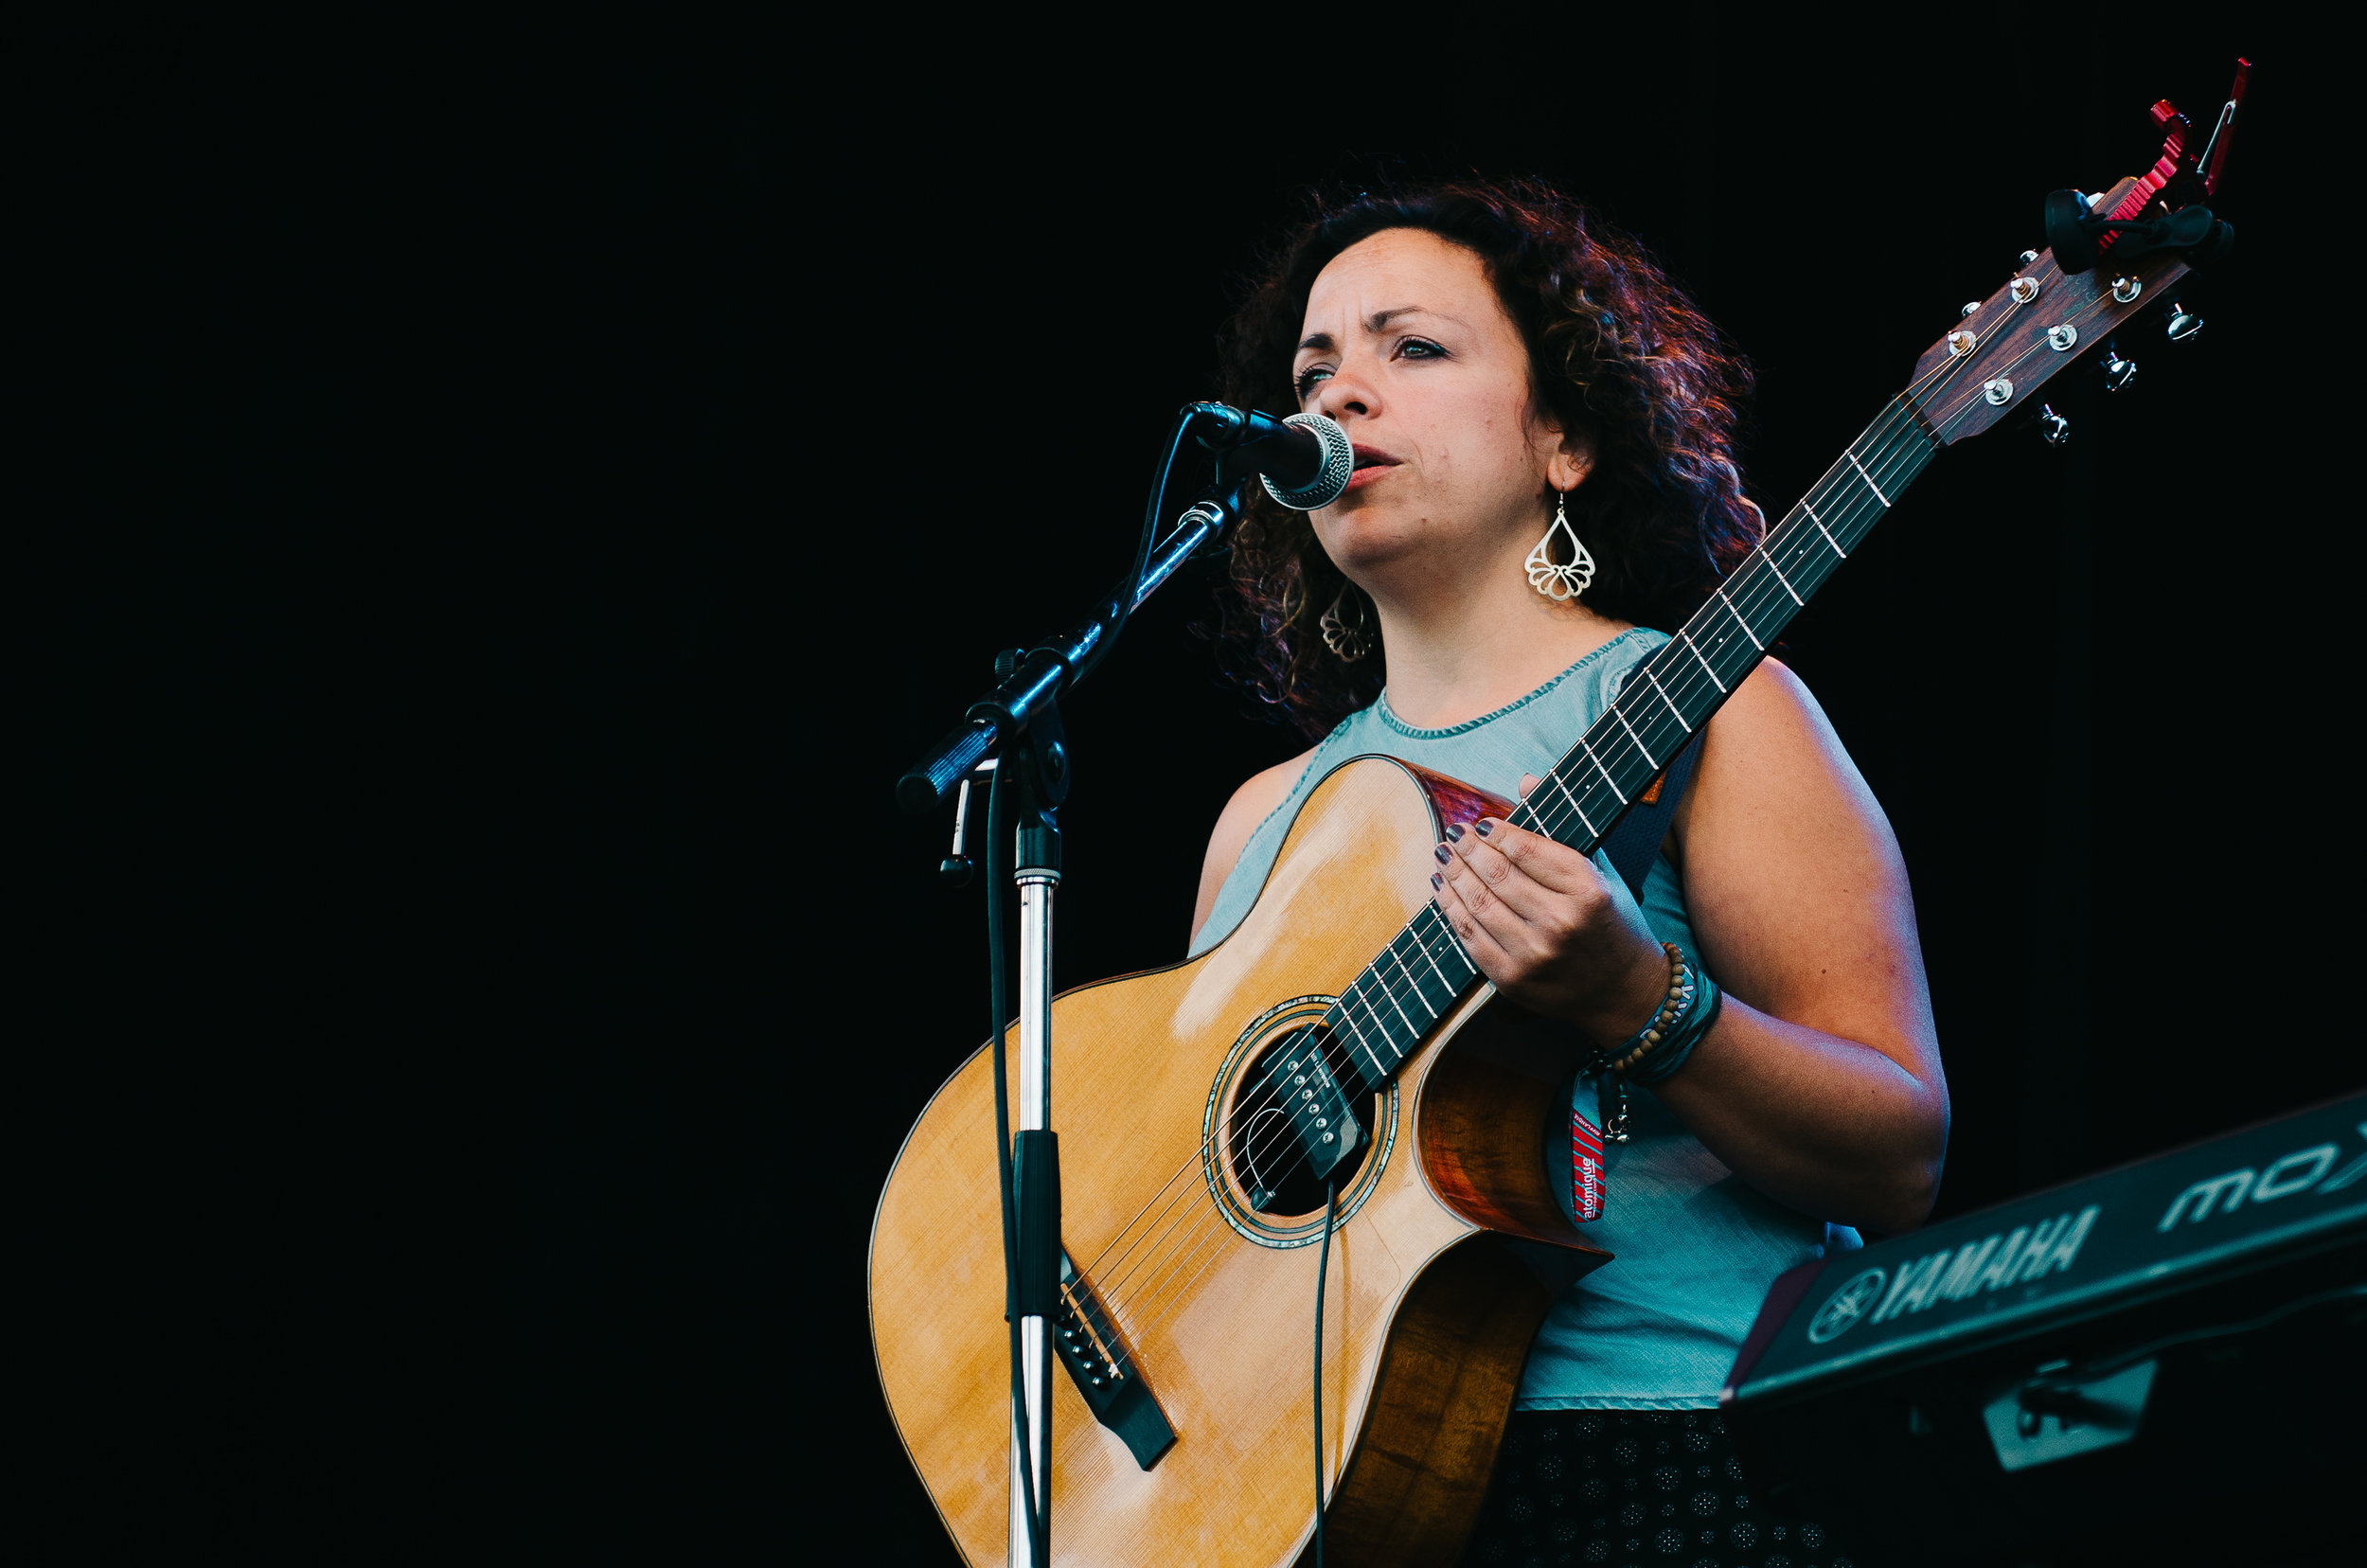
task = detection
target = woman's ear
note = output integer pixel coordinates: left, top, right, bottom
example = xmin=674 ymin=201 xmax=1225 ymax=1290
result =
xmin=1546 ymin=425 xmax=1595 ymax=492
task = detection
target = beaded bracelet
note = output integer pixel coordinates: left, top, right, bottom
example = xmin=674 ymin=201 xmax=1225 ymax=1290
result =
xmin=1601 ymin=943 xmax=1695 ymax=1073
xmin=1593 ymin=942 xmax=1722 ymax=1088
xmin=1628 ymin=969 xmax=1720 ymax=1088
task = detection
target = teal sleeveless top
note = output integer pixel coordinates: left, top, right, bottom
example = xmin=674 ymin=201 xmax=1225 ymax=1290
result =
xmin=1189 ymin=629 xmax=1860 ymax=1409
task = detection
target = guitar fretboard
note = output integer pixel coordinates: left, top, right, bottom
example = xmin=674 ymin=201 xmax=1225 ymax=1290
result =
xmin=1317 ymin=396 xmax=1939 ymax=1097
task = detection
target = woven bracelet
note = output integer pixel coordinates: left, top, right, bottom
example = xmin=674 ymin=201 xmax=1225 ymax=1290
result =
xmin=1626 ymin=971 xmax=1720 ymax=1086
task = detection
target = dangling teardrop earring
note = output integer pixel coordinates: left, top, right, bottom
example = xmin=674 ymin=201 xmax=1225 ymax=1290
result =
xmin=1524 ymin=489 xmax=1597 ymax=602
xmin=1319 ymin=584 xmax=1373 ymax=662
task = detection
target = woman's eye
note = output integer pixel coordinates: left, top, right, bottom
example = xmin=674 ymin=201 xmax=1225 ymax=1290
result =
xmin=1293 ymin=365 xmax=1334 ymax=398
xmin=1397 ymin=337 xmax=1445 ymax=360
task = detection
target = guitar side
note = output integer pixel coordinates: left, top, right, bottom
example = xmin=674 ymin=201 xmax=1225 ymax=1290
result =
xmin=869 ymin=754 xmax=1609 ymax=1567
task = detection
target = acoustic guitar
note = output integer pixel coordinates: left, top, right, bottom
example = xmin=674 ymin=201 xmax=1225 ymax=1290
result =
xmin=872 ymin=118 xmax=2234 ymax=1566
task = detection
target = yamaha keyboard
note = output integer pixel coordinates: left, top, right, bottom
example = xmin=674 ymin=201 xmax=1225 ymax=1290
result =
xmin=1723 ymin=1090 xmax=2366 ymax=1565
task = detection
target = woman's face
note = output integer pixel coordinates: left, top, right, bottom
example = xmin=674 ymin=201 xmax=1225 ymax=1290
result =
xmin=1292 ymin=227 xmax=1585 ymax=585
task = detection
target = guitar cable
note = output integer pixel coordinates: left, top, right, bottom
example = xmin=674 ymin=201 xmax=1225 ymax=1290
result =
xmin=1312 ymin=1176 xmax=1339 ymax=1568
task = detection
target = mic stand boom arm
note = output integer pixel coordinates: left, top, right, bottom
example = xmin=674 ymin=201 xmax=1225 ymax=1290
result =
xmin=895 ymin=483 xmax=1246 ymax=813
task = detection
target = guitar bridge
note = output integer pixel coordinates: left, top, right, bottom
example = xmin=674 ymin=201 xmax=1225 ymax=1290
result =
xmin=1055 ymin=1250 xmax=1176 ymax=1470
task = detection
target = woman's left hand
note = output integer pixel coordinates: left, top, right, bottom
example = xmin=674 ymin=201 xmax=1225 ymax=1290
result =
xmin=1432 ymin=775 xmax=1670 ymax=1046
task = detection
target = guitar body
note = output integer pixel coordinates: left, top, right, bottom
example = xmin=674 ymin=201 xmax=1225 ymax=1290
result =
xmin=871 ymin=755 xmax=1609 ymax=1567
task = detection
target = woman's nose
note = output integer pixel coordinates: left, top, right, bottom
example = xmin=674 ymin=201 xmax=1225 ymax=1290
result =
xmin=1312 ymin=364 xmax=1377 ymax=421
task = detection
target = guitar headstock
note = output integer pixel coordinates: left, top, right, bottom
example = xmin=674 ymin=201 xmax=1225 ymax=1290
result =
xmin=1906 ymin=63 xmax=2247 ymax=448
xmin=1908 ymin=241 xmax=2195 ymax=447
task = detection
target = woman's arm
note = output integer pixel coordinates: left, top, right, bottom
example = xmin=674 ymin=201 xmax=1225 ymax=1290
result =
xmin=1433 ymin=659 xmax=1947 ymax=1236
xmin=1653 ymin=660 xmax=1946 ymax=1234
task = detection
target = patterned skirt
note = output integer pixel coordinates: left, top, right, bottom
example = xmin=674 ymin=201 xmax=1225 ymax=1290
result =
xmin=1459 ymin=1408 xmax=1861 ymax=1568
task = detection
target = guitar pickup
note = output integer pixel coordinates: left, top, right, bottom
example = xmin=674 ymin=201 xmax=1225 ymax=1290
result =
xmin=1055 ymin=1251 xmax=1175 ymax=1470
xmin=1261 ymin=1039 xmax=1363 ymax=1184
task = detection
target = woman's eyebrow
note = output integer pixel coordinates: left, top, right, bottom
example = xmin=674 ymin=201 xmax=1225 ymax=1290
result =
xmin=1364 ymin=306 xmax=1438 ymax=330
xmin=1298 ymin=306 xmax=1463 ymax=353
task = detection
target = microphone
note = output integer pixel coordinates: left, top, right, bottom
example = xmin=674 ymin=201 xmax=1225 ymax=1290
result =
xmin=1186 ymin=403 xmax=1355 ymax=510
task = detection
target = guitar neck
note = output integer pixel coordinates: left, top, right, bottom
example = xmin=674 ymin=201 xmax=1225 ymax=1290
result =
xmin=1318 ymin=397 xmax=1940 ymax=1096
xmin=1517 ymin=395 xmax=1939 ymax=850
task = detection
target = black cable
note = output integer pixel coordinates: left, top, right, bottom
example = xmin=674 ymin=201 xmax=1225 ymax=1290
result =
xmin=984 ymin=765 xmax=1045 ymax=1564
xmin=1110 ymin=417 xmax=1184 ymax=651
xmin=1064 ymin=413 xmax=1191 ymax=694
xmin=1312 ymin=1177 xmax=1339 ymax=1568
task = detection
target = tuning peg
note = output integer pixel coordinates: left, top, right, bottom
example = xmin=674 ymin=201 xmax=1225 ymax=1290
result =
xmin=2165 ymin=302 xmax=2203 ymax=343
xmin=2036 ymin=404 xmax=2070 ymax=447
xmin=2019 ymin=250 xmax=2039 ymax=266
xmin=2101 ymin=344 xmax=2137 ymax=392
xmin=1960 ymin=302 xmax=1981 ymax=318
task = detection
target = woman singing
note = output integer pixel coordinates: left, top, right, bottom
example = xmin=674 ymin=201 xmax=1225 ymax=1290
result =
xmin=1189 ymin=181 xmax=1948 ymax=1567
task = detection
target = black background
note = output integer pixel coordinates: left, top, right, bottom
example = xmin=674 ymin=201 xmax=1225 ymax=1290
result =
xmin=44 ymin=15 xmax=2349 ymax=1561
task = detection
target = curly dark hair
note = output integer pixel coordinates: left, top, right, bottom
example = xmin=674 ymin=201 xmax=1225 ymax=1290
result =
xmin=1208 ymin=177 xmax=1762 ymax=740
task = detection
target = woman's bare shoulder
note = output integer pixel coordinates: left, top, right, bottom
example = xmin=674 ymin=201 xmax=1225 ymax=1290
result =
xmin=1682 ymin=657 xmax=1883 ymax=845
xmin=1189 ymin=746 xmax=1321 ymax=946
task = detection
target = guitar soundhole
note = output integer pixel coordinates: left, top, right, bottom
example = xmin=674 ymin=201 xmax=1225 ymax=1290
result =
xmin=1227 ymin=1026 xmax=1377 ymax=1218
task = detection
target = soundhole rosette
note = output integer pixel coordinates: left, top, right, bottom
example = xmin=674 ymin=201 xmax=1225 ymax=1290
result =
xmin=1201 ymin=995 xmax=1397 ymax=1249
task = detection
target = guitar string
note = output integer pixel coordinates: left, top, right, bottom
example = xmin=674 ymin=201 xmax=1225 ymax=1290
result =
xmin=1092 ymin=394 xmax=1955 ymax=1326
xmin=1068 ymin=410 xmax=1894 ymax=1411
xmin=1925 ymin=271 xmax=2145 ymax=438
xmin=1085 ymin=381 xmax=1967 ymax=1335
xmin=1087 ymin=412 xmax=1955 ymax=1341
xmin=1096 ymin=377 xmax=1955 ymax=1280
xmin=1048 ymin=271 xmax=2124 ymax=1452
xmin=1504 ymin=403 xmax=1937 ymax=846
xmin=1500 ymin=271 xmax=2071 ymax=846
xmin=1065 ymin=285 xmax=2026 ymax=1401
xmin=1106 ymin=560 xmax=1894 ymax=1339
xmin=1076 ymin=291 xmax=2049 ymax=1338
xmin=1050 ymin=298 xmax=2091 ymax=1434
xmin=1122 ymin=271 xmax=2134 ymax=1345
xmin=1077 ymin=303 xmax=2007 ymax=1293
xmin=1098 ymin=437 xmax=1931 ymax=1316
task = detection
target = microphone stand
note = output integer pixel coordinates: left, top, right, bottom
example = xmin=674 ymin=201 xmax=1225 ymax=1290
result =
xmin=899 ymin=450 xmax=1246 ymax=1568
xmin=999 ymin=716 xmax=1062 ymax=1568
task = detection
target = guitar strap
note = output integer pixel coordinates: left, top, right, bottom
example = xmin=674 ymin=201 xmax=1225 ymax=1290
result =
xmin=1570 ymin=727 xmax=1704 ymax=1221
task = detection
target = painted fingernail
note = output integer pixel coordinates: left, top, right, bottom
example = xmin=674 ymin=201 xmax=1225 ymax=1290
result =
xmin=1445 ymin=823 xmax=1465 ymax=843
xmin=1433 ymin=845 xmax=1450 ymax=864
xmin=1475 ymin=819 xmax=1496 ymax=838
xmin=1430 ymin=871 xmax=1443 ymax=889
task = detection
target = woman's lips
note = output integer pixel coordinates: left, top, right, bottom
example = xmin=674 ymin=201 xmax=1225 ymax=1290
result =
xmin=1344 ymin=445 xmax=1400 ymax=490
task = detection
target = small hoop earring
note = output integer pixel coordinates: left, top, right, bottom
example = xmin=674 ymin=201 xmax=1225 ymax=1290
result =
xmin=1319 ymin=585 xmax=1374 ymax=663
xmin=1525 ymin=490 xmax=1597 ymax=602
